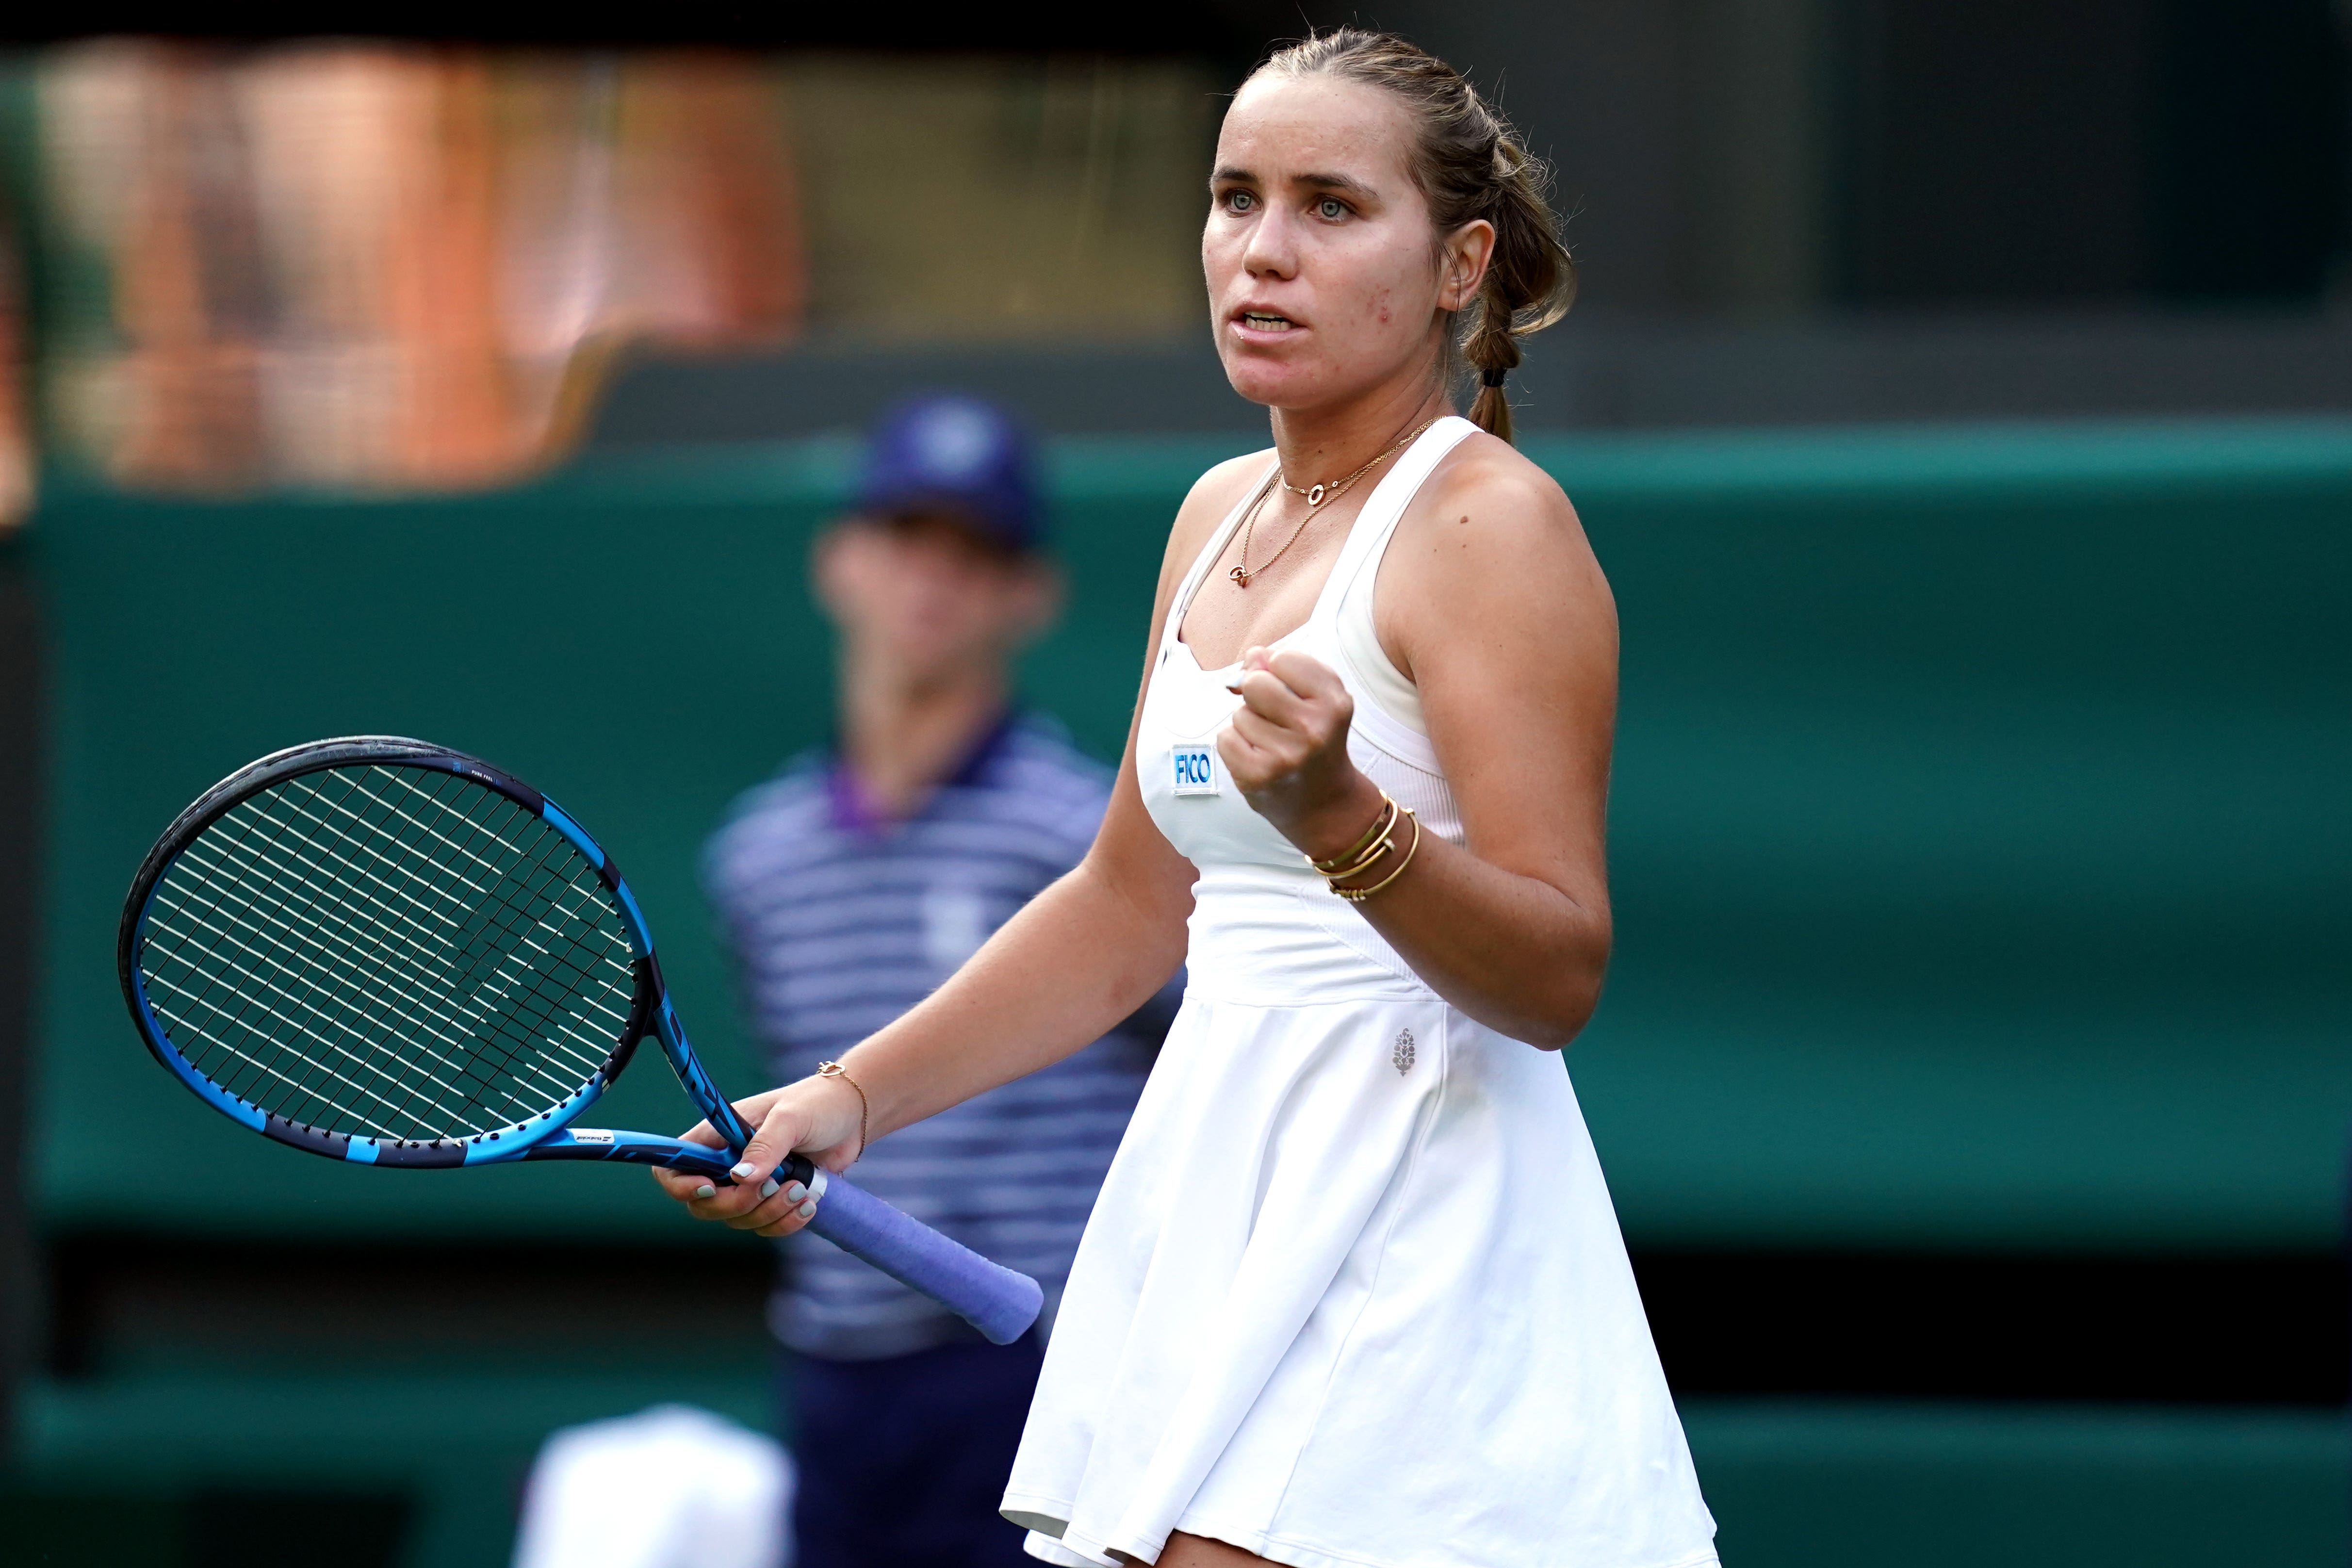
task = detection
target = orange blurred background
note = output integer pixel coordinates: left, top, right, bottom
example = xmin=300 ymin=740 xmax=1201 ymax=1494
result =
xmin=22 ymin=43 xmax=803 ymax=497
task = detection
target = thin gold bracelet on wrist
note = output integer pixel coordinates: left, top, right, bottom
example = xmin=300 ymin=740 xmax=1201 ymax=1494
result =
xmin=1310 ymin=792 xmax=1395 ymax=869
xmin=1334 ymin=808 xmax=1421 ymax=902
xmin=815 ymin=1060 xmax=869 ymax=1163
xmin=1318 ymin=820 xmax=1399 ymax=883
xmin=1310 ymin=793 xmax=1399 ymax=877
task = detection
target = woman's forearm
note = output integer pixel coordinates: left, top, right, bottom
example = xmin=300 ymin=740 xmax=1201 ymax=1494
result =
xmin=1354 ymin=829 xmax=1607 ymax=1048
xmin=842 ymin=854 xmax=1192 ymax=1139
xmin=1286 ymin=768 xmax=1603 ymax=1046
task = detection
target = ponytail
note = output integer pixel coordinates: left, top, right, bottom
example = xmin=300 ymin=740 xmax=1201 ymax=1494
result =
xmin=1257 ymin=30 xmax=1576 ymax=443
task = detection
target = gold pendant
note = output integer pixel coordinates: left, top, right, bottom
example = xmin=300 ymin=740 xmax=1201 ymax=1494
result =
xmin=1306 ymin=483 xmax=1326 ymax=506
xmin=1228 ymin=565 xmax=1251 ymax=585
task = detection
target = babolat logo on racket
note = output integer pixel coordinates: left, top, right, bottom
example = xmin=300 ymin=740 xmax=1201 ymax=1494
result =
xmin=118 ymin=735 xmax=1044 ymax=1347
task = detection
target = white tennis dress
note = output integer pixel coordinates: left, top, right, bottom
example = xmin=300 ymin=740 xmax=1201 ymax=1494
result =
xmin=1001 ymin=418 xmax=1718 ymax=1568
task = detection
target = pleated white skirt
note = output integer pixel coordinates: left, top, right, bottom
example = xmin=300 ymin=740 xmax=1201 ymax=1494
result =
xmin=1002 ymin=933 xmax=1718 ymax=1568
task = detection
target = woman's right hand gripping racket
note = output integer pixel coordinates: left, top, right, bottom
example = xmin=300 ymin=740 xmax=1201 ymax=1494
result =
xmin=116 ymin=736 xmax=1043 ymax=1345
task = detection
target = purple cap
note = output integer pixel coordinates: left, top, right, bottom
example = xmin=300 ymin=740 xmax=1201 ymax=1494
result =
xmin=856 ymin=395 xmax=1040 ymax=553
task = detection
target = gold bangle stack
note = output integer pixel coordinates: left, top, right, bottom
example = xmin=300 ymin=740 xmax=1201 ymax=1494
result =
xmin=1337 ymin=810 xmax=1421 ymax=901
xmin=1311 ymin=795 xmax=1402 ymax=879
xmin=1309 ymin=792 xmax=1422 ymax=903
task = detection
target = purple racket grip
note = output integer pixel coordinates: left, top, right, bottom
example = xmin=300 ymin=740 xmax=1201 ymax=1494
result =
xmin=806 ymin=1169 xmax=1044 ymax=1345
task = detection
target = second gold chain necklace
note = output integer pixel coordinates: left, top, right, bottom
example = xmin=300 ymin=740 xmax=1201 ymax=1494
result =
xmin=1229 ymin=415 xmax=1440 ymax=587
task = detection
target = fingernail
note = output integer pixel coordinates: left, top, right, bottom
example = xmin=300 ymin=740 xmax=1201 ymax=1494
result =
xmin=797 ymin=1199 xmax=816 ymax=1219
xmin=692 ymin=1184 xmax=716 ymax=1199
xmin=730 ymin=1160 xmax=759 ymax=1180
xmin=758 ymin=1178 xmax=780 ymax=1199
xmin=784 ymin=1181 xmax=807 ymax=1202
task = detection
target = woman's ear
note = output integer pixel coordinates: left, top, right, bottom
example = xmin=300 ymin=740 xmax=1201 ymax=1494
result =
xmin=1439 ymin=219 xmax=1497 ymax=312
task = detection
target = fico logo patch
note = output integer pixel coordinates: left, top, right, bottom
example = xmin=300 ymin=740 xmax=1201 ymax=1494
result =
xmin=1173 ymin=744 xmax=1218 ymax=796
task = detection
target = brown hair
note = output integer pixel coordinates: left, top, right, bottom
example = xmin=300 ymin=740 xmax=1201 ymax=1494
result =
xmin=1253 ymin=29 xmax=1575 ymax=443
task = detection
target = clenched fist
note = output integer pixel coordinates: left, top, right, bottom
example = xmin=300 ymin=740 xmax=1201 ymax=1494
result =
xmin=1218 ymin=646 xmax=1389 ymax=861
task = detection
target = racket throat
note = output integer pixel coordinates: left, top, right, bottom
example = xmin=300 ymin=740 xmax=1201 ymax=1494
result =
xmin=649 ymin=994 xmax=758 ymax=1155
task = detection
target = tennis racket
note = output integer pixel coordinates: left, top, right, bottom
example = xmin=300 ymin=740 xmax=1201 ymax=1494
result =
xmin=116 ymin=735 xmax=1043 ymax=1345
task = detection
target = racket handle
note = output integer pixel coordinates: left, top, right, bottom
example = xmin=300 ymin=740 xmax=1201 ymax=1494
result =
xmin=520 ymin=1135 xmax=1041 ymax=1341
xmin=799 ymin=1167 xmax=1045 ymax=1345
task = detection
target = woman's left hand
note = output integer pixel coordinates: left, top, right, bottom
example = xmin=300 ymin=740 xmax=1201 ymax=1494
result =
xmin=1219 ymin=646 xmax=1388 ymax=860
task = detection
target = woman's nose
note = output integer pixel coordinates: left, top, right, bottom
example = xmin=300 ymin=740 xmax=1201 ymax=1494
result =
xmin=1240 ymin=206 xmax=1298 ymax=278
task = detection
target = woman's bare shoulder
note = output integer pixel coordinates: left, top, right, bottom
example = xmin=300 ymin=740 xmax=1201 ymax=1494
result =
xmin=1416 ymin=432 xmax=1579 ymax=539
xmin=1157 ymin=448 xmax=1274 ymax=587
xmin=1175 ymin=448 xmax=1274 ymax=542
xmin=1391 ymin=431 xmax=1612 ymax=637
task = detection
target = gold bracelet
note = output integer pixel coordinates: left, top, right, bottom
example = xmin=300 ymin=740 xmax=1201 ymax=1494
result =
xmin=1307 ymin=790 xmax=1392 ymax=879
xmin=1310 ymin=794 xmax=1399 ymax=878
xmin=815 ymin=1060 xmax=869 ymax=1163
xmin=1334 ymin=808 xmax=1421 ymax=902
xmin=1319 ymin=819 xmax=1399 ymax=884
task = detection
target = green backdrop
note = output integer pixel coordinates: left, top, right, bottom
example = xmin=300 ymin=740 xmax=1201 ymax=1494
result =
xmin=30 ymin=418 xmax=2352 ymax=1252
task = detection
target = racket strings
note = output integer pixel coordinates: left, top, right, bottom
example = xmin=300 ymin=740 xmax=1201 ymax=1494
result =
xmin=151 ymin=773 xmax=561 ymax=1136
xmin=168 ymin=802 xmax=589 ymax=1134
xmin=139 ymin=764 xmax=637 ymax=1142
xmin=152 ymin=768 xmax=624 ymax=1138
xmin=237 ymin=772 xmax=623 ymax=1077
xmin=255 ymin=768 xmax=629 ymax=1127
xmin=161 ymin=780 xmax=541 ymax=1127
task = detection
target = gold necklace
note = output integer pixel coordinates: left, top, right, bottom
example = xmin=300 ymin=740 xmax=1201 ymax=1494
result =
xmin=1229 ymin=415 xmax=1439 ymax=587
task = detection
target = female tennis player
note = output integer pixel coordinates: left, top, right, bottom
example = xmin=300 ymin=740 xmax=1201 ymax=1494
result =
xmin=659 ymin=30 xmax=1717 ymax=1568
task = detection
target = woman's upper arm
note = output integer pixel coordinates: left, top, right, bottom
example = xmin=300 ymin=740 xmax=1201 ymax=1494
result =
xmin=1380 ymin=442 xmax=1618 ymax=908
xmin=1080 ymin=454 xmax=1270 ymax=906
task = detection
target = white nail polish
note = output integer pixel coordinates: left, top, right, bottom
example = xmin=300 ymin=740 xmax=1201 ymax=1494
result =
xmin=797 ymin=1199 xmax=816 ymax=1219
xmin=784 ymin=1181 xmax=806 ymax=1201
xmin=730 ymin=1161 xmax=758 ymax=1180
xmin=692 ymin=1184 xmax=716 ymax=1199
xmin=759 ymin=1178 xmax=779 ymax=1199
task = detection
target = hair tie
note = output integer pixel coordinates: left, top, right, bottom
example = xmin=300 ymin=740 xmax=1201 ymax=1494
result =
xmin=1481 ymin=367 xmax=1509 ymax=387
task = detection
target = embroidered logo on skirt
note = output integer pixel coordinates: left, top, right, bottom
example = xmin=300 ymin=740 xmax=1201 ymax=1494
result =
xmin=1393 ymin=1028 xmax=1416 ymax=1076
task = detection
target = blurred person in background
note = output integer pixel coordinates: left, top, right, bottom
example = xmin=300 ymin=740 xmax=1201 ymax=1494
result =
xmin=701 ymin=395 xmax=1169 ymax=1568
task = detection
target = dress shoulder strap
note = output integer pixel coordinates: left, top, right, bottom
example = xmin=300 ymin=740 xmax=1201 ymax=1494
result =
xmin=1308 ymin=415 xmax=1481 ymax=628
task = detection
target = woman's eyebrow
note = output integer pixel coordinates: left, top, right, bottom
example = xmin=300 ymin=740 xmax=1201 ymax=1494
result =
xmin=1209 ymin=165 xmax=1380 ymax=200
xmin=1294 ymin=171 xmax=1379 ymax=199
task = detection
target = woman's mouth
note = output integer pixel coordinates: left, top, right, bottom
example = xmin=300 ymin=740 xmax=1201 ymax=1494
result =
xmin=1237 ymin=311 xmax=1299 ymax=332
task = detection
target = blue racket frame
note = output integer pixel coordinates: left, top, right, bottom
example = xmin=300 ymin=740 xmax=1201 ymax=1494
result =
xmin=119 ymin=736 xmax=1043 ymax=1344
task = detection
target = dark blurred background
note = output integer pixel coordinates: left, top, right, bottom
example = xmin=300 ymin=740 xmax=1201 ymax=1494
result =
xmin=0 ymin=2 xmax=2346 ymax=1565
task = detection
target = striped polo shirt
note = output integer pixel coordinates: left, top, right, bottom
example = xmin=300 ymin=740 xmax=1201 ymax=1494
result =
xmin=702 ymin=715 xmax=1164 ymax=1361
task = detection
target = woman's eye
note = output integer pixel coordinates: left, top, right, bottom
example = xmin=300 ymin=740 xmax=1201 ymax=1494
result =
xmin=1317 ymin=197 xmax=1347 ymax=220
xmin=1225 ymin=190 xmax=1256 ymax=213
